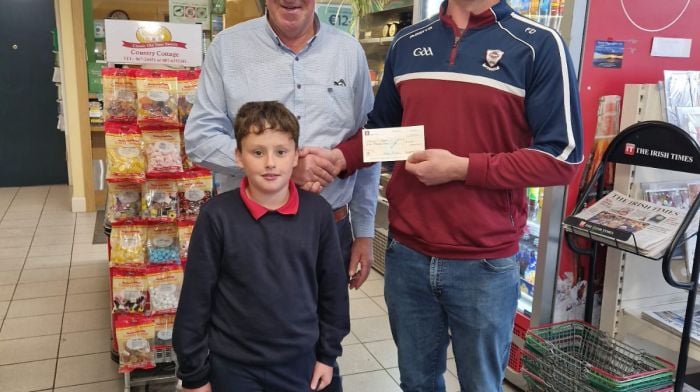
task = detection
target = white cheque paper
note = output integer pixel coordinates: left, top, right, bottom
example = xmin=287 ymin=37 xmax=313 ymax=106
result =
xmin=362 ymin=126 xmax=425 ymax=163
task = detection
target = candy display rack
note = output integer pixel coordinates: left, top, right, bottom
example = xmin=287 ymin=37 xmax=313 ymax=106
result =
xmin=102 ymin=67 xmax=207 ymax=391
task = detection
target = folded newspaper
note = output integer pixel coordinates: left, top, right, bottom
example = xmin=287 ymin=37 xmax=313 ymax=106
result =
xmin=563 ymin=191 xmax=698 ymax=258
xmin=641 ymin=307 xmax=700 ymax=345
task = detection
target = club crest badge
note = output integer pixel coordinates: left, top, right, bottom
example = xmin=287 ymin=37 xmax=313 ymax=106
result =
xmin=483 ymin=49 xmax=504 ymax=71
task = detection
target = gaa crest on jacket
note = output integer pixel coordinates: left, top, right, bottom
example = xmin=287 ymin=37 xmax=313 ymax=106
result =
xmin=483 ymin=49 xmax=504 ymax=71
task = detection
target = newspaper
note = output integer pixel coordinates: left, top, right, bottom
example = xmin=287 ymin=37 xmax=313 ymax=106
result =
xmin=563 ymin=191 xmax=697 ymax=258
xmin=641 ymin=306 xmax=700 ymax=345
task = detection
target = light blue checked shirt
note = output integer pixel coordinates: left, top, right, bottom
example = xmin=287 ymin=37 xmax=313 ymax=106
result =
xmin=184 ymin=14 xmax=379 ymax=237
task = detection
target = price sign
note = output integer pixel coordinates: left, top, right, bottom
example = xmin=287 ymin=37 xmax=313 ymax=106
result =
xmin=316 ymin=5 xmax=353 ymax=34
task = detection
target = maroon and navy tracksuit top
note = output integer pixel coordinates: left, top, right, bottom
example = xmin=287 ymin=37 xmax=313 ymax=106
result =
xmin=339 ymin=0 xmax=584 ymax=259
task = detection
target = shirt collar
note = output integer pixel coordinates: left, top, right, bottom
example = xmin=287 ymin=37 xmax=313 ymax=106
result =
xmin=239 ymin=177 xmax=300 ymax=220
xmin=439 ymin=0 xmax=512 ymax=31
xmin=263 ymin=12 xmax=321 ymax=52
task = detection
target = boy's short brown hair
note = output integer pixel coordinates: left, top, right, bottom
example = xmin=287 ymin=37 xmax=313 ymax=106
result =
xmin=233 ymin=101 xmax=299 ymax=150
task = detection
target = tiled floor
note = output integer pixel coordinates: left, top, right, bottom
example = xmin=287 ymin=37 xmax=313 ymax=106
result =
xmin=0 ymin=185 xmax=522 ymax=392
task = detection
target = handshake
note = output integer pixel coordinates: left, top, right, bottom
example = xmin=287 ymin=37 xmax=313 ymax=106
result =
xmin=293 ymin=147 xmax=348 ymax=193
xmin=293 ymin=143 xmax=466 ymax=191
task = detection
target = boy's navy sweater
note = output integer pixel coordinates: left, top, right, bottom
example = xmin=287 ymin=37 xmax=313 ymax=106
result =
xmin=173 ymin=189 xmax=350 ymax=389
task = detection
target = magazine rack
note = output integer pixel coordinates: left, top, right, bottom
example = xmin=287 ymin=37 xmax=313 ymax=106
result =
xmin=564 ymin=120 xmax=700 ymax=391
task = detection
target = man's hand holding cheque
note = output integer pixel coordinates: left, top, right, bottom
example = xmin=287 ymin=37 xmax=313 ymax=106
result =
xmin=297 ymin=125 xmax=441 ymax=191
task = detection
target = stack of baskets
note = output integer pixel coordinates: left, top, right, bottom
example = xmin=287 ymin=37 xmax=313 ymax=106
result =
xmin=522 ymin=321 xmax=675 ymax=392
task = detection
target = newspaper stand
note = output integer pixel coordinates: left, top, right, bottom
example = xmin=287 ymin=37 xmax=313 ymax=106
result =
xmin=563 ymin=120 xmax=700 ymax=391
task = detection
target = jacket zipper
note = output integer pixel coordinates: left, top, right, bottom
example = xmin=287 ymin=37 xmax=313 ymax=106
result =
xmin=449 ymin=35 xmax=460 ymax=65
xmin=506 ymin=191 xmax=515 ymax=228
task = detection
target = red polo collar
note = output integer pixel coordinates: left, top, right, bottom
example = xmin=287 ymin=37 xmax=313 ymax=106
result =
xmin=239 ymin=177 xmax=300 ymax=220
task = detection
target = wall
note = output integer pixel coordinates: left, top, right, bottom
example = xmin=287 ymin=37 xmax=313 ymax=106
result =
xmin=557 ymin=0 xmax=700 ymax=321
xmin=55 ymin=0 xmax=95 ymax=212
xmin=578 ymin=0 xmax=700 ymax=145
xmin=92 ymin=0 xmax=169 ymax=21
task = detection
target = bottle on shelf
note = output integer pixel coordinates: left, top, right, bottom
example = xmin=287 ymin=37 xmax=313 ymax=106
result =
xmin=527 ymin=187 xmax=540 ymax=222
xmin=524 ymin=250 xmax=537 ymax=285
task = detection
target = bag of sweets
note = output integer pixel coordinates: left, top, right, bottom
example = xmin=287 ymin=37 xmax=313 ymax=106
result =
xmin=105 ymin=122 xmax=145 ymax=180
xmin=110 ymin=220 xmax=148 ymax=266
xmin=178 ymin=169 xmax=213 ymax=219
xmin=135 ymin=69 xmax=179 ymax=127
xmin=177 ymin=69 xmax=200 ymax=125
xmin=142 ymin=174 xmax=179 ymax=220
xmin=141 ymin=126 xmax=184 ymax=174
xmin=115 ymin=314 xmax=156 ymax=373
xmin=146 ymin=265 xmax=183 ymax=314
xmin=111 ymin=268 xmax=147 ymax=313
xmin=177 ymin=219 xmax=195 ymax=265
xmin=154 ymin=314 xmax=176 ymax=356
xmin=106 ymin=178 xmax=143 ymax=222
xmin=102 ymin=68 xmax=137 ymax=123
xmin=147 ymin=221 xmax=180 ymax=264
xmin=179 ymin=126 xmax=192 ymax=170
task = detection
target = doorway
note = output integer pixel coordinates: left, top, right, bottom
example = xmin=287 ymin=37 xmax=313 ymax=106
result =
xmin=0 ymin=0 xmax=68 ymax=186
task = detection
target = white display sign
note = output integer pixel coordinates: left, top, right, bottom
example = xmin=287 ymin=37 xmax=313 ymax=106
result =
xmin=169 ymin=0 xmax=210 ymax=30
xmin=651 ymin=37 xmax=692 ymax=58
xmin=105 ymin=20 xmax=202 ymax=67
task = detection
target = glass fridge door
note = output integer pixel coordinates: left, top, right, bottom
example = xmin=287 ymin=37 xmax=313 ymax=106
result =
xmin=516 ymin=187 xmax=543 ymax=317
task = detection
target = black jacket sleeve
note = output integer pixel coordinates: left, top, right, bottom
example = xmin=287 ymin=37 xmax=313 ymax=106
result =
xmin=173 ymin=209 xmax=221 ymax=388
xmin=315 ymin=207 xmax=351 ymax=366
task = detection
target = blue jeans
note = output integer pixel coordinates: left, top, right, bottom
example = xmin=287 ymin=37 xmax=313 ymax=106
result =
xmin=384 ymin=238 xmax=519 ymax=392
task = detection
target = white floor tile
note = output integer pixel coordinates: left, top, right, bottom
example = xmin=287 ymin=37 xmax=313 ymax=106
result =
xmin=0 ymin=359 xmax=56 ymax=391
xmin=19 ymin=267 xmax=70 ymax=283
xmin=0 ymin=285 xmax=13 ymax=302
xmin=0 ymin=258 xmax=24 ymax=272
xmin=68 ymin=277 xmax=109 ymax=294
xmin=30 ymin=234 xmax=74 ymax=246
xmin=69 ymin=264 xmax=109 ymax=279
xmin=0 ymin=334 xmax=60 ymax=365
xmin=0 ymin=219 xmax=39 ymax=229
xmin=350 ymin=315 xmax=392 ymax=343
xmin=28 ymin=244 xmax=73 ymax=257
xmin=5 ymin=295 xmax=65 ymax=318
xmin=348 ymin=288 xmax=368 ymax=299
xmin=342 ymin=332 xmax=359 ymax=346
xmin=367 ymin=268 xmax=384 ymax=281
xmin=54 ymin=352 xmax=120 ymax=387
xmin=349 ymin=298 xmax=386 ymax=320
xmin=338 ymin=344 xmax=383 ymax=375
xmin=370 ymin=295 xmax=388 ymax=312
xmin=359 ymin=278 xmax=384 ymax=297
xmin=0 ymin=301 xmax=8 ymax=321
xmin=0 ymin=313 xmax=63 ymax=340
xmin=0 ymin=270 xmax=20 ymax=286
xmin=13 ymin=280 xmax=68 ymax=300
xmin=343 ymin=370 xmax=401 ymax=392
xmin=0 ymin=237 xmax=32 ymax=249
xmin=53 ymin=379 xmax=125 ymax=392
xmin=0 ymin=247 xmax=29 ymax=260
xmin=0 ymin=227 xmax=35 ymax=238
xmin=365 ymin=339 xmax=399 ymax=368
xmin=23 ymin=255 xmax=71 ymax=270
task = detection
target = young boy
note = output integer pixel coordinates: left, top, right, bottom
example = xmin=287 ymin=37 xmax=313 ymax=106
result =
xmin=173 ymin=101 xmax=350 ymax=392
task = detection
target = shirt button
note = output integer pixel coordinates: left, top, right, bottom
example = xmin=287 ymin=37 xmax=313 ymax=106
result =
xmin=297 ymin=115 xmax=301 ymax=119
xmin=297 ymin=84 xmax=301 ymax=89
xmin=295 ymin=57 xmax=299 ymax=61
